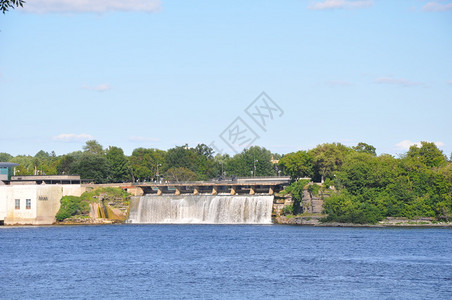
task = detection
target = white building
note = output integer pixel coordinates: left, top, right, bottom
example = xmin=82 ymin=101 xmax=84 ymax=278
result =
xmin=0 ymin=182 xmax=84 ymax=225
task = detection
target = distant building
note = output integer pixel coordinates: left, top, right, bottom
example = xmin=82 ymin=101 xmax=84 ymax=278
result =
xmin=10 ymin=175 xmax=84 ymax=185
xmin=0 ymin=163 xmax=86 ymax=225
xmin=0 ymin=162 xmax=19 ymax=184
xmin=0 ymin=184 xmax=83 ymax=225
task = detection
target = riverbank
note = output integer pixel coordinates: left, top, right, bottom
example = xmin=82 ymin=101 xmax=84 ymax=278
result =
xmin=3 ymin=215 xmax=452 ymax=227
xmin=56 ymin=217 xmax=115 ymax=225
xmin=274 ymin=215 xmax=452 ymax=227
xmin=2 ymin=221 xmax=452 ymax=227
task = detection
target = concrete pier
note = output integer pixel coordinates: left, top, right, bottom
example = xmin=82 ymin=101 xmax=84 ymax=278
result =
xmin=135 ymin=177 xmax=291 ymax=196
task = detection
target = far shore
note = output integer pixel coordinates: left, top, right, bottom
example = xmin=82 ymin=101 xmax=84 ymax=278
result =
xmin=2 ymin=220 xmax=452 ymax=228
xmin=273 ymin=215 xmax=452 ymax=227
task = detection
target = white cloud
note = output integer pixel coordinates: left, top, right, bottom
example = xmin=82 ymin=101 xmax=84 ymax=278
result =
xmin=375 ymin=77 xmax=423 ymax=87
xmin=82 ymin=84 xmax=111 ymax=92
xmin=309 ymin=0 xmax=373 ymax=10
xmin=129 ymin=136 xmax=160 ymax=143
xmin=21 ymin=0 xmax=161 ymax=14
xmin=53 ymin=133 xmax=93 ymax=142
xmin=396 ymin=140 xmax=421 ymax=150
xmin=396 ymin=140 xmax=445 ymax=151
xmin=422 ymin=2 xmax=452 ymax=12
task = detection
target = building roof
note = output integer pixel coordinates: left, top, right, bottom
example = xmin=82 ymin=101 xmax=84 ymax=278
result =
xmin=0 ymin=162 xmax=19 ymax=168
xmin=11 ymin=175 xmax=81 ymax=181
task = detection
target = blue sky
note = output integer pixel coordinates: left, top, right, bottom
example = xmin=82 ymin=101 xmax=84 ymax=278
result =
xmin=1 ymin=0 xmax=451 ymax=157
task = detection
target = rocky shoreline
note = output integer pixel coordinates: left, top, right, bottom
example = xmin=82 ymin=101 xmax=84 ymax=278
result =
xmin=56 ymin=217 xmax=116 ymax=225
xmin=273 ymin=215 xmax=452 ymax=227
xmin=4 ymin=216 xmax=451 ymax=227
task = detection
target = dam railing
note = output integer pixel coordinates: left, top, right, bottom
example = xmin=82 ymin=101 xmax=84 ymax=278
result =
xmin=134 ymin=176 xmax=291 ymax=196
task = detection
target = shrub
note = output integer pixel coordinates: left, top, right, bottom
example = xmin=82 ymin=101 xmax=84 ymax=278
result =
xmin=55 ymin=196 xmax=90 ymax=221
xmin=282 ymin=205 xmax=293 ymax=216
xmin=80 ymin=187 xmax=129 ymax=202
xmin=282 ymin=179 xmax=310 ymax=214
xmin=55 ymin=209 xmax=71 ymax=222
xmin=308 ymin=184 xmax=320 ymax=196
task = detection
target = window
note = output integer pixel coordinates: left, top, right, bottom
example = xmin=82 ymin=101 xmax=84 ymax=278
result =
xmin=15 ymin=199 xmax=20 ymax=210
xmin=26 ymin=199 xmax=31 ymax=210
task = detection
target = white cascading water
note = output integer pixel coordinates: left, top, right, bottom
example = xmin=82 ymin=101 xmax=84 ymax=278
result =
xmin=128 ymin=195 xmax=274 ymax=224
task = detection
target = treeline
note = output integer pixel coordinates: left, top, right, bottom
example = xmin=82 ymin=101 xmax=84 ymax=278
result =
xmin=0 ymin=141 xmax=281 ymax=183
xmin=279 ymin=142 xmax=452 ymax=223
xmin=2 ymin=140 xmax=451 ymax=223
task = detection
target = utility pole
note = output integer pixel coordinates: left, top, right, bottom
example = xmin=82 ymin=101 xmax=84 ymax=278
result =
xmin=253 ymin=159 xmax=258 ymax=178
xmin=156 ymin=163 xmax=162 ymax=183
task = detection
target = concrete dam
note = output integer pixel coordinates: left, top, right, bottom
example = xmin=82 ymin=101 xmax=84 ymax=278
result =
xmin=128 ymin=195 xmax=274 ymax=224
xmin=127 ymin=177 xmax=290 ymax=224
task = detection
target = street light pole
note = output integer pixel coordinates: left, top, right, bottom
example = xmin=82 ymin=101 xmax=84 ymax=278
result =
xmin=253 ymin=159 xmax=258 ymax=178
xmin=156 ymin=163 xmax=162 ymax=183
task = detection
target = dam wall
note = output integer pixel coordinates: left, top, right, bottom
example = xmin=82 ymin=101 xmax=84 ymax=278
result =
xmin=128 ymin=194 xmax=274 ymax=224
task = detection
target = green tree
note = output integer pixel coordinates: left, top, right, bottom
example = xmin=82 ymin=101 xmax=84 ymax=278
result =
xmin=57 ymin=154 xmax=76 ymax=175
xmin=194 ymin=143 xmax=214 ymax=158
xmin=10 ymin=155 xmax=34 ymax=175
xmin=106 ymin=146 xmax=131 ymax=183
xmin=405 ymin=141 xmax=447 ymax=168
xmin=165 ymin=145 xmax=197 ymax=171
xmin=35 ymin=150 xmax=50 ymax=160
xmin=353 ymin=142 xmax=376 ymax=156
xmin=0 ymin=152 xmax=12 ymax=162
xmin=71 ymin=153 xmax=111 ymax=183
xmin=326 ymin=145 xmax=452 ymax=224
xmin=130 ymin=148 xmax=166 ymax=182
xmin=164 ymin=167 xmax=197 ymax=182
xmin=192 ymin=144 xmax=218 ymax=180
xmin=282 ymin=179 xmax=310 ymax=214
xmin=32 ymin=150 xmax=58 ymax=175
xmin=214 ymin=153 xmax=231 ymax=177
xmin=279 ymin=150 xmax=314 ymax=181
xmin=336 ymin=152 xmax=399 ymax=195
xmin=83 ymin=140 xmax=105 ymax=155
xmin=164 ymin=144 xmax=218 ymax=180
xmin=309 ymin=143 xmax=352 ymax=182
xmin=0 ymin=0 xmax=24 ymax=14
xmin=322 ymin=191 xmax=383 ymax=224
xmin=225 ymin=146 xmax=274 ymax=177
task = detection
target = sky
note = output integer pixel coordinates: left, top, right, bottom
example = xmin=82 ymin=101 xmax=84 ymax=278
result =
xmin=0 ymin=0 xmax=451 ymax=157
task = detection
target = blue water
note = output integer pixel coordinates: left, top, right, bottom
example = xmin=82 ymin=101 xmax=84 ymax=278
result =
xmin=0 ymin=225 xmax=451 ymax=299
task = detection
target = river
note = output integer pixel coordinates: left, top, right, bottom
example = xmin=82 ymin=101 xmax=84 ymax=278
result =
xmin=1 ymin=225 xmax=451 ymax=299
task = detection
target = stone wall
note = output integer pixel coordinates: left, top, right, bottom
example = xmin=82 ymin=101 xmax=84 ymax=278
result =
xmin=272 ymin=196 xmax=293 ymax=216
xmin=273 ymin=185 xmax=330 ymax=225
xmin=274 ymin=215 xmax=323 ymax=225
xmin=301 ymin=188 xmax=326 ymax=214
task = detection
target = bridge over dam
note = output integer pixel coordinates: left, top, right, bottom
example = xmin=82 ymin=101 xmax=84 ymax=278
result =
xmin=134 ymin=176 xmax=292 ymax=196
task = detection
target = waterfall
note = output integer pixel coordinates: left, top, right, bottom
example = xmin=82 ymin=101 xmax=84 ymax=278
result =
xmin=128 ymin=195 xmax=274 ymax=224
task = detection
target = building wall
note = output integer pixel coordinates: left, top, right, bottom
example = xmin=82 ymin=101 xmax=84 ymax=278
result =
xmin=0 ymin=185 xmax=84 ymax=225
xmin=0 ymin=168 xmax=8 ymax=181
xmin=0 ymin=187 xmax=9 ymax=222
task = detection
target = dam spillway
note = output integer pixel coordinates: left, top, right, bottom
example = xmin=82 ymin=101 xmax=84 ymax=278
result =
xmin=128 ymin=195 xmax=274 ymax=224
